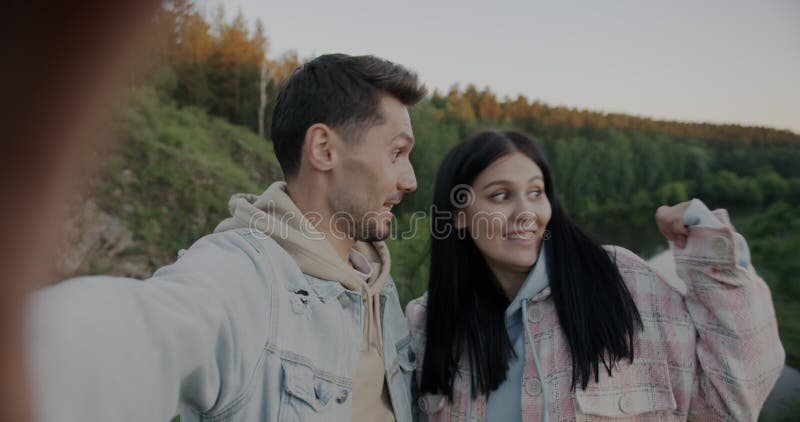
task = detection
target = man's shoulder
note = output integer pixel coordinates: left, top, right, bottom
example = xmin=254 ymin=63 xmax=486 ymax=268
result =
xmin=183 ymin=228 xmax=295 ymax=262
xmin=158 ymin=228 xmax=301 ymax=285
xmin=195 ymin=228 xmax=284 ymax=254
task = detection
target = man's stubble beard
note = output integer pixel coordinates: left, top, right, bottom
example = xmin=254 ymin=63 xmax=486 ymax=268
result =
xmin=329 ymin=190 xmax=390 ymax=242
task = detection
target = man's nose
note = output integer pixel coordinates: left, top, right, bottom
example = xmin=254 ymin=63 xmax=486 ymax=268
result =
xmin=398 ymin=163 xmax=417 ymax=193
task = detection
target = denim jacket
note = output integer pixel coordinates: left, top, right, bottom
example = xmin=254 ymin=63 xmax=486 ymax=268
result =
xmin=27 ymin=228 xmax=417 ymax=422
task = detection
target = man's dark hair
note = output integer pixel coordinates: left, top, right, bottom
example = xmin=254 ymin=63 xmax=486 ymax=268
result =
xmin=270 ymin=53 xmax=427 ymax=179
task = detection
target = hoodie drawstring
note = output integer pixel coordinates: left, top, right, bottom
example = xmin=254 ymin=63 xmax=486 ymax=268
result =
xmin=363 ymin=286 xmax=384 ymax=353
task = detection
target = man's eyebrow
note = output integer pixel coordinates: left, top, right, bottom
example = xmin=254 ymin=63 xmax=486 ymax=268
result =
xmin=393 ymin=132 xmax=415 ymax=146
xmin=480 ymin=176 xmax=543 ymax=191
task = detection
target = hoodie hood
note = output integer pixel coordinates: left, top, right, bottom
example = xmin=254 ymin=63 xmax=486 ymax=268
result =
xmin=214 ymin=181 xmax=392 ymax=350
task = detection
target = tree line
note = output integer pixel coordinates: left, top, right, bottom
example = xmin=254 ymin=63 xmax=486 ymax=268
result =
xmin=142 ymin=1 xmax=799 ymax=225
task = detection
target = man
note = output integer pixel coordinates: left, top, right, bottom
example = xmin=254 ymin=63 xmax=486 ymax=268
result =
xmin=27 ymin=53 xmax=427 ymax=422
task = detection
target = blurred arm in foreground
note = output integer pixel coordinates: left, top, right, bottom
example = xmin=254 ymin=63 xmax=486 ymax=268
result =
xmin=0 ymin=2 xmax=159 ymax=421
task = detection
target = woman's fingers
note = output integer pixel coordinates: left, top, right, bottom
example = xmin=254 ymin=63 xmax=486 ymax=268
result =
xmin=673 ymin=234 xmax=688 ymax=249
xmin=655 ymin=203 xmax=691 ymax=248
xmin=672 ymin=212 xmax=689 ymax=249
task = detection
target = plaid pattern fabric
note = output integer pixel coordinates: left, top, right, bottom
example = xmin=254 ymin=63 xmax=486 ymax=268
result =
xmin=406 ymin=209 xmax=784 ymax=421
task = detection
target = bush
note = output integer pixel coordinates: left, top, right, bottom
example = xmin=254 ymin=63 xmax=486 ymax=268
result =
xmin=92 ymin=85 xmax=281 ymax=270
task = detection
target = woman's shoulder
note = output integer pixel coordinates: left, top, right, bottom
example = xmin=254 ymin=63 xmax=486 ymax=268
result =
xmin=602 ymin=244 xmax=650 ymax=271
xmin=602 ymin=244 xmax=688 ymax=296
xmin=405 ymin=293 xmax=429 ymax=329
xmin=406 ymin=292 xmax=428 ymax=323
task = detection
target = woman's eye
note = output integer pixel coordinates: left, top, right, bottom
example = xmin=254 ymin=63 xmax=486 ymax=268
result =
xmin=490 ymin=192 xmax=508 ymax=201
xmin=392 ymin=149 xmax=401 ymax=161
xmin=528 ymin=189 xmax=542 ymax=198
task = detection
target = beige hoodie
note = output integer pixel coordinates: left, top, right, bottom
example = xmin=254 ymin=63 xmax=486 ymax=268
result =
xmin=214 ymin=181 xmax=394 ymax=422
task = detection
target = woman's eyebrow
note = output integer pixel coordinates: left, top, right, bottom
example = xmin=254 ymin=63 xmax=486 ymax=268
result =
xmin=480 ymin=175 xmax=542 ymax=191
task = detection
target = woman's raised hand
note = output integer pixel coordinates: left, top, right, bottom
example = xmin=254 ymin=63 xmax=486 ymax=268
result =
xmin=655 ymin=201 xmax=692 ymax=249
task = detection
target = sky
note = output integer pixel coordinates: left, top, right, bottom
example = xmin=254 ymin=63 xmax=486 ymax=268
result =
xmin=200 ymin=0 xmax=800 ymax=133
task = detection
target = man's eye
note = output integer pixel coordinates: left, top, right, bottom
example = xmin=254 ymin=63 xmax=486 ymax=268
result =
xmin=392 ymin=149 xmax=401 ymax=161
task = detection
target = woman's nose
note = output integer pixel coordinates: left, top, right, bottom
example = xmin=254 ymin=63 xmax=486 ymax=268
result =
xmin=513 ymin=197 xmax=537 ymax=228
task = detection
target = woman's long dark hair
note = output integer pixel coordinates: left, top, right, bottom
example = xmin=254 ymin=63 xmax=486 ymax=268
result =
xmin=420 ymin=130 xmax=642 ymax=399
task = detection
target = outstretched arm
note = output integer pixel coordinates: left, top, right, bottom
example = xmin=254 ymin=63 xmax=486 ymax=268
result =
xmin=26 ymin=230 xmax=273 ymax=422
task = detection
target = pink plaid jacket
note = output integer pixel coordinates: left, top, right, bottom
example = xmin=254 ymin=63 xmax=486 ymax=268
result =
xmin=406 ymin=209 xmax=784 ymax=421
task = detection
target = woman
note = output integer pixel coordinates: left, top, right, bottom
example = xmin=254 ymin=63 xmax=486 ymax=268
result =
xmin=406 ymin=130 xmax=784 ymax=421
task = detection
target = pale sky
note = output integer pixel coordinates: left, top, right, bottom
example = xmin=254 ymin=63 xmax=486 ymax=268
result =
xmin=201 ymin=0 xmax=800 ymax=133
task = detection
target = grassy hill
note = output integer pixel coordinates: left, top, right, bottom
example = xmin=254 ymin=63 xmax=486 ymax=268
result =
xmin=73 ymin=86 xmax=282 ymax=275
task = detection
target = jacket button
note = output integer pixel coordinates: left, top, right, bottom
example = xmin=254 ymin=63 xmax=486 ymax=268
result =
xmin=527 ymin=306 xmax=543 ymax=323
xmin=419 ymin=395 xmax=444 ymax=413
xmin=524 ymin=378 xmax=542 ymax=396
xmin=709 ymin=235 xmax=729 ymax=257
xmin=336 ymin=389 xmax=349 ymax=404
xmin=618 ymin=392 xmax=635 ymax=414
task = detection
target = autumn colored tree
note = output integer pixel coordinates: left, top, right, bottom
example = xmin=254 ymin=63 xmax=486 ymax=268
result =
xmin=477 ymin=88 xmax=502 ymax=121
xmin=141 ymin=1 xmax=309 ymax=136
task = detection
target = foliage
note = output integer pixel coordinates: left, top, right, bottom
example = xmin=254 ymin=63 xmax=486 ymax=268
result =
xmin=739 ymin=202 xmax=800 ymax=367
xmin=94 ymin=86 xmax=280 ymax=268
xmin=138 ymin=0 xmax=306 ymax=137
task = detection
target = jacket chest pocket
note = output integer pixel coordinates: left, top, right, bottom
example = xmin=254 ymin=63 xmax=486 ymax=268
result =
xmin=279 ymin=359 xmax=350 ymax=422
xmin=574 ymin=360 xmax=677 ymax=421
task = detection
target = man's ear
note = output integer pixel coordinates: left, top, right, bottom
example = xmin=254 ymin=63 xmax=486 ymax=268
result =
xmin=304 ymin=123 xmax=337 ymax=172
